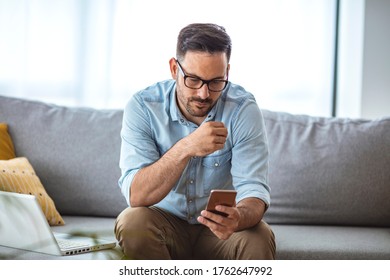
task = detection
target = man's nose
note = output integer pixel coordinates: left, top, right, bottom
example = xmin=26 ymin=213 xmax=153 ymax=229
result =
xmin=197 ymin=83 xmax=210 ymax=99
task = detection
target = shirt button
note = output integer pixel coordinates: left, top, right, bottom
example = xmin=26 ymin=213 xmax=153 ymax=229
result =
xmin=189 ymin=199 xmax=193 ymax=203
xmin=214 ymin=163 xmax=219 ymax=167
xmin=190 ymin=180 xmax=194 ymax=184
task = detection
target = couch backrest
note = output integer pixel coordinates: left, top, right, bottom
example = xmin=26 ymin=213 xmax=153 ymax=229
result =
xmin=2 ymin=95 xmax=390 ymax=226
xmin=262 ymin=109 xmax=390 ymax=227
xmin=0 ymin=95 xmax=128 ymax=217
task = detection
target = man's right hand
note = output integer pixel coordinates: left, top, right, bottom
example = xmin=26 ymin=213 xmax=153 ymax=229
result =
xmin=182 ymin=121 xmax=228 ymax=157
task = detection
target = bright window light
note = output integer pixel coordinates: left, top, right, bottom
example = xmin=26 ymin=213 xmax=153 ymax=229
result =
xmin=0 ymin=0 xmax=336 ymax=117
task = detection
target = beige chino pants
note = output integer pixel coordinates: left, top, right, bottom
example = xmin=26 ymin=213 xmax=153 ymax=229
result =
xmin=115 ymin=206 xmax=276 ymax=260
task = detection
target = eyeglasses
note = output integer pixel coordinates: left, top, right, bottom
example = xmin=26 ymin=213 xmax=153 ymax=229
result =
xmin=176 ymin=60 xmax=228 ymax=92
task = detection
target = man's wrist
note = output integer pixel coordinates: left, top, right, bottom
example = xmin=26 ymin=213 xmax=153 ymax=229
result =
xmin=236 ymin=198 xmax=265 ymax=231
xmin=168 ymin=138 xmax=193 ymax=161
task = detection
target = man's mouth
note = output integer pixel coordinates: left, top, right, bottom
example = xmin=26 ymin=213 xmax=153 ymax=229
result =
xmin=194 ymin=100 xmax=207 ymax=105
xmin=192 ymin=98 xmax=211 ymax=106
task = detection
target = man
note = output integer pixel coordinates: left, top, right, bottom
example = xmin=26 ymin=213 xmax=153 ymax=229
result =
xmin=115 ymin=23 xmax=275 ymax=259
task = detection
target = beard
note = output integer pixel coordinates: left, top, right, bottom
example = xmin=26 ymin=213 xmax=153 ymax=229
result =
xmin=176 ymin=85 xmax=216 ymax=118
xmin=185 ymin=96 xmax=213 ymax=117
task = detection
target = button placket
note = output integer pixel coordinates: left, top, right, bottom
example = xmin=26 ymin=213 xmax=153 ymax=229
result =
xmin=186 ymin=157 xmax=197 ymax=222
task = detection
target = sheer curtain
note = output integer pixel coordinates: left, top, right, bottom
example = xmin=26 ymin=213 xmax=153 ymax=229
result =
xmin=0 ymin=0 xmax=336 ymax=116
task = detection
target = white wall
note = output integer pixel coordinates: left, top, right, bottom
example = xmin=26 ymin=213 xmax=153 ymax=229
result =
xmin=337 ymin=0 xmax=365 ymax=118
xmin=337 ymin=0 xmax=390 ymax=119
xmin=361 ymin=0 xmax=390 ymax=119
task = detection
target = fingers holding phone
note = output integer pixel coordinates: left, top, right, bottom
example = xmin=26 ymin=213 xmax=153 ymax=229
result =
xmin=197 ymin=190 xmax=239 ymax=240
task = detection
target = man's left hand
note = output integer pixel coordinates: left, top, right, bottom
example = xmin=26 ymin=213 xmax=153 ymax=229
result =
xmin=197 ymin=205 xmax=240 ymax=240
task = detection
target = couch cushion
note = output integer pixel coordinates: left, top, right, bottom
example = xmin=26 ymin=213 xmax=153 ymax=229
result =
xmin=271 ymin=224 xmax=390 ymax=259
xmin=0 ymin=157 xmax=65 ymax=225
xmin=263 ymin=110 xmax=390 ymax=227
xmin=0 ymin=95 xmax=128 ymax=217
xmin=0 ymin=123 xmax=16 ymax=160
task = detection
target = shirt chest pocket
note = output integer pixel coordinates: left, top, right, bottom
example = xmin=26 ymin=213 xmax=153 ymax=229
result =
xmin=201 ymin=151 xmax=232 ymax=195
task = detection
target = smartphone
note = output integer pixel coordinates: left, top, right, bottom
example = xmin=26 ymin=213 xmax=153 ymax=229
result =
xmin=205 ymin=189 xmax=237 ymax=217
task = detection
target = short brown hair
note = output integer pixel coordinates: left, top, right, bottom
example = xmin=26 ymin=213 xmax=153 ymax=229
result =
xmin=176 ymin=23 xmax=232 ymax=62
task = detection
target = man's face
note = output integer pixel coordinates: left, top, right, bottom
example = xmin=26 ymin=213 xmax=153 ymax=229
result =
xmin=170 ymin=51 xmax=229 ymax=125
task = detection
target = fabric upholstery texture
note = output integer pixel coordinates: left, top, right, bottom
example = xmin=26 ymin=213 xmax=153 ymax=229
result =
xmin=0 ymin=123 xmax=16 ymax=160
xmin=1 ymin=94 xmax=389 ymax=260
xmin=0 ymin=157 xmax=64 ymax=226
xmin=0 ymin=96 xmax=128 ymax=217
xmin=262 ymin=110 xmax=390 ymax=227
xmin=272 ymin=224 xmax=390 ymax=259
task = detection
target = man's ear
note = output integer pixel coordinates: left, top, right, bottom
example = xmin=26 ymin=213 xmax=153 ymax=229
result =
xmin=169 ymin=57 xmax=178 ymax=80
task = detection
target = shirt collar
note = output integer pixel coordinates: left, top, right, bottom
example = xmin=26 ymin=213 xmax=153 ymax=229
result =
xmin=169 ymin=83 xmax=182 ymax=122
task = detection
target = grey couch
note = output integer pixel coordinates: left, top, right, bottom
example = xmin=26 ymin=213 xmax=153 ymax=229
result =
xmin=0 ymin=94 xmax=389 ymax=260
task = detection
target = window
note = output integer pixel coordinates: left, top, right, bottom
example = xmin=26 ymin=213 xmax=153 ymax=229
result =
xmin=0 ymin=0 xmax=336 ymax=117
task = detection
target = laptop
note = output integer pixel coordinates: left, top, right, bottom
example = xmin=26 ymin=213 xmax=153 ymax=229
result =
xmin=0 ymin=190 xmax=116 ymax=256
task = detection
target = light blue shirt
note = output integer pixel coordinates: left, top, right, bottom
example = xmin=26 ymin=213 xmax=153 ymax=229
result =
xmin=119 ymin=79 xmax=270 ymax=224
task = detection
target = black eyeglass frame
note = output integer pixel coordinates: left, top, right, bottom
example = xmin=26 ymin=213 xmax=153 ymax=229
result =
xmin=176 ymin=59 xmax=229 ymax=92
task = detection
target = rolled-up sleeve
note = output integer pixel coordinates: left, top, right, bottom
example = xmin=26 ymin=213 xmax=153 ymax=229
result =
xmin=118 ymin=95 xmax=160 ymax=205
xmin=231 ymin=98 xmax=270 ymax=208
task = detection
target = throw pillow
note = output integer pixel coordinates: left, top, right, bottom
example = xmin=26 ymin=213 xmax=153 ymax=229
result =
xmin=0 ymin=123 xmax=16 ymax=160
xmin=0 ymin=157 xmax=65 ymax=226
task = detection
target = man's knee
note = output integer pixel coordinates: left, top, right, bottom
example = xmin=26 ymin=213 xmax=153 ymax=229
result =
xmin=258 ymin=221 xmax=276 ymax=259
xmin=115 ymin=207 xmax=156 ymax=234
xmin=115 ymin=207 xmax=166 ymax=259
xmin=235 ymin=221 xmax=276 ymax=260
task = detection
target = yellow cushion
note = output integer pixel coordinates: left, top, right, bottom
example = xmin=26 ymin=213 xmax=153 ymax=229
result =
xmin=0 ymin=157 xmax=65 ymax=226
xmin=0 ymin=123 xmax=16 ymax=160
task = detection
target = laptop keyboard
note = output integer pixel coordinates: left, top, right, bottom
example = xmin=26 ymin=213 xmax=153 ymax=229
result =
xmin=57 ymin=238 xmax=90 ymax=249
